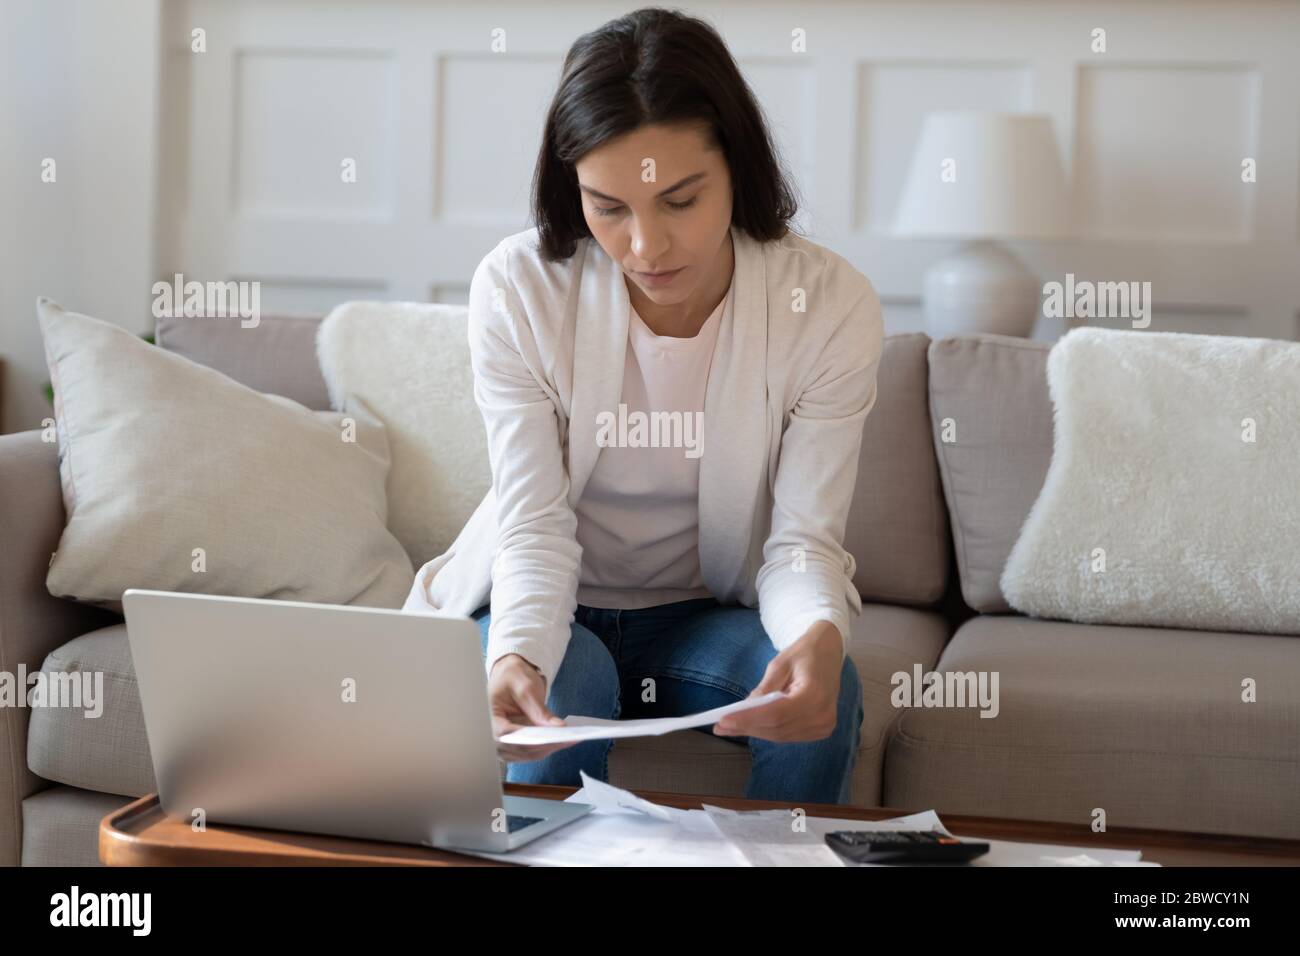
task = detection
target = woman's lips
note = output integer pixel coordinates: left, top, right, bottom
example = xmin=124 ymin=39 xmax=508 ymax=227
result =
xmin=636 ymin=266 xmax=685 ymax=286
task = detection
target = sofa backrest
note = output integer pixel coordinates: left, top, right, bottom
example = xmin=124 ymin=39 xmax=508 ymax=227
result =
xmin=155 ymin=314 xmax=333 ymax=411
xmin=156 ymin=313 xmax=957 ymax=610
xmin=847 ymin=332 xmax=951 ymax=606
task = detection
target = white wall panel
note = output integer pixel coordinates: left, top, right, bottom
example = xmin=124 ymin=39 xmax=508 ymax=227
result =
xmin=233 ymin=50 xmax=399 ymax=219
xmin=738 ymin=59 xmax=819 ymax=233
xmin=156 ymin=0 xmax=1300 ymax=344
xmin=1074 ymin=65 xmax=1259 ymax=241
xmin=0 ymin=0 xmax=162 ymax=434
xmin=436 ymin=55 xmax=561 ymax=224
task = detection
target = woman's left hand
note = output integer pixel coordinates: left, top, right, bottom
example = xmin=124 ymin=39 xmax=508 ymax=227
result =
xmin=712 ymin=621 xmax=844 ymax=742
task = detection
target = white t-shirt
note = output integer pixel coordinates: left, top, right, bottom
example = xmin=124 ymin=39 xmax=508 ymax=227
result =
xmin=574 ymin=278 xmax=733 ymax=609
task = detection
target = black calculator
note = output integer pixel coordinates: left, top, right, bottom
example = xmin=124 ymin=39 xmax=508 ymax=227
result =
xmin=825 ymin=829 xmax=990 ymax=865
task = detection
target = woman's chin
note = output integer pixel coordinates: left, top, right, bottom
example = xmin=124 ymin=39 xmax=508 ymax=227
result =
xmin=632 ymin=280 xmax=692 ymax=304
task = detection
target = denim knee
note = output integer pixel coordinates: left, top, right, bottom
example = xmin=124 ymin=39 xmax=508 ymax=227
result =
xmin=476 ymin=616 xmax=620 ymax=786
xmin=474 ymin=608 xmax=619 ymax=721
xmin=543 ymin=625 xmax=620 ymax=720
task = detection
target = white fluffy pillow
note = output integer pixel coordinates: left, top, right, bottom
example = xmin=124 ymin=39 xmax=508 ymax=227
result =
xmin=1001 ymin=326 xmax=1300 ymax=635
xmin=316 ymin=301 xmax=490 ymax=568
xmin=38 ymin=297 xmax=414 ymax=611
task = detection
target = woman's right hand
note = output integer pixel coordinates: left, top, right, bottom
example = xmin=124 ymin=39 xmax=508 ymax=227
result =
xmin=488 ymin=654 xmax=580 ymax=763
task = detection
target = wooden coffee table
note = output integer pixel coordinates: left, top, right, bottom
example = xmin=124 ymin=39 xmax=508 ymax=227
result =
xmin=99 ymin=784 xmax=1300 ymax=867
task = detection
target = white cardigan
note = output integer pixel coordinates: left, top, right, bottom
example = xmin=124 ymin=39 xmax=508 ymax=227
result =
xmin=402 ymin=224 xmax=885 ymax=692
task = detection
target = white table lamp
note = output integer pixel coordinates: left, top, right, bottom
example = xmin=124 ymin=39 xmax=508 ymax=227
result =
xmin=892 ymin=112 xmax=1070 ymax=338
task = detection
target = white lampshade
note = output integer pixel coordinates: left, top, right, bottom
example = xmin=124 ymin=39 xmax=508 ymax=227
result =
xmin=892 ymin=112 xmax=1069 ymax=240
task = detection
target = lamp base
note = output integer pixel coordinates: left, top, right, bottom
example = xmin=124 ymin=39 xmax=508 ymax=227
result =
xmin=921 ymin=240 xmax=1040 ymax=339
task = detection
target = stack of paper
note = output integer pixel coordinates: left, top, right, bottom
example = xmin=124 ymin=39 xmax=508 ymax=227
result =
xmin=474 ymin=699 xmax=1157 ymax=866
xmin=454 ymin=774 xmax=1158 ymax=867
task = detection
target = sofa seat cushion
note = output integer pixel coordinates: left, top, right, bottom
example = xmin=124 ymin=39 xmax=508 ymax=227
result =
xmin=884 ymin=615 xmax=1300 ymax=839
xmin=611 ymin=602 xmax=951 ymax=806
xmin=27 ymin=624 xmax=155 ymax=798
xmin=21 ymin=786 xmax=134 ymax=867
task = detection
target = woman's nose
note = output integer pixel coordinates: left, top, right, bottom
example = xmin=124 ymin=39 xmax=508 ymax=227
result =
xmin=629 ymin=216 xmax=669 ymax=264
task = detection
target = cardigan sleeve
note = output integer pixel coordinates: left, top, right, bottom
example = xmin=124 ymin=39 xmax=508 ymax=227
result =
xmin=469 ymin=243 xmax=581 ymax=693
xmin=755 ymin=278 xmax=885 ymax=659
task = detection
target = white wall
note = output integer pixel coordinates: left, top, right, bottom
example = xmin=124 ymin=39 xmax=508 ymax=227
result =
xmin=6 ymin=0 xmax=1299 ymax=433
xmin=0 ymin=0 xmax=160 ymax=434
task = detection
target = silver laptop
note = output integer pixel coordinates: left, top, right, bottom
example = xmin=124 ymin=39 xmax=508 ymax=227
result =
xmin=121 ymin=588 xmax=592 ymax=853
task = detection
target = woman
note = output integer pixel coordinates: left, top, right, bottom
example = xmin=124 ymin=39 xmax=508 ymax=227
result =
xmin=404 ymin=8 xmax=884 ymax=804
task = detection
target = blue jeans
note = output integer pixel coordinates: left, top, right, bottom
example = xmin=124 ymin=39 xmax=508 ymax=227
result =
xmin=473 ymin=596 xmax=863 ymax=805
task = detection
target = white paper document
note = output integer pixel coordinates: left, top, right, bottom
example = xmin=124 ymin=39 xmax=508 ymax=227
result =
xmin=450 ymin=777 xmax=1159 ymax=867
xmin=455 ymin=772 xmax=749 ymax=866
xmin=578 ymin=773 xmax=676 ymax=821
xmin=704 ymin=806 xmax=1154 ymax=867
xmin=701 ymin=805 xmax=849 ymax=866
xmin=700 ymin=805 xmax=1156 ymax=867
xmin=495 ymin=691 xmax=786 ymax=746
xmin=701 ymin=805 xmax=955 ymax=867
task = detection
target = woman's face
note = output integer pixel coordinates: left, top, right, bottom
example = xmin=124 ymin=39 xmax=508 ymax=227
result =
xmin=574 ymin=122 xmax=734 ymax=308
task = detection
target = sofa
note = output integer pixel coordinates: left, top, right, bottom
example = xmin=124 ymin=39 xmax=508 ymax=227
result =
xmin=3 ymin=312 xmax=1297 ymax=866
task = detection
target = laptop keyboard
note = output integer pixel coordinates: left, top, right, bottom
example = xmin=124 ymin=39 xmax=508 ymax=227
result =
xmin=507 ymin=814 xmax=544 ymax=833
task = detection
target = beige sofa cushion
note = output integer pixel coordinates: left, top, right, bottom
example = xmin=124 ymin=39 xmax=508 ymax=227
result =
xmin=884 ymin=615 xmax=1300 ymax=839
xmin=38 ymin=298 xmax=413 ymax=611
xmin=844 ymin=333 xmax=950 ymax=606
xmin=26 ymin=624 xmax=154 ymax=797
xmin=21 ymin=788 xmax=134 ymax=867
xmin=927 ymin=335 xmax=1053 ymax=612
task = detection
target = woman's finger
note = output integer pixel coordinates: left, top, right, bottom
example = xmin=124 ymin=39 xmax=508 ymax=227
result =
xmin=715 ymin=692 xmax=799 ymax=737
xmin=715 ymin=657 xmax=795 ymax=735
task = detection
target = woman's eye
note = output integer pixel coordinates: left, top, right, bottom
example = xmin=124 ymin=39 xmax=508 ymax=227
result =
xmin=592 ymin=197 xmax=696 ymax=217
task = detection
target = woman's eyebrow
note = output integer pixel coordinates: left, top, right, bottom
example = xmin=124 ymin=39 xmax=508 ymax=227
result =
xmin=579 ymin=171 xmax=708 ymax=203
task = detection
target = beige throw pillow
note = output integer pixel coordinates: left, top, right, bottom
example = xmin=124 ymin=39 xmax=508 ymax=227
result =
xmin=1000 ymin=326 xmax=1300 ymax=635
xmin=38 ymin=297 xmax=414 ymax=612
xmin=316 ymin=301 xmax=491 ymax=568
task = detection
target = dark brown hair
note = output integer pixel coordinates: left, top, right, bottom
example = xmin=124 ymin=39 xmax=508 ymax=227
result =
xmin=531 ymin=6 xmax=800 ymax=261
